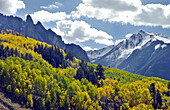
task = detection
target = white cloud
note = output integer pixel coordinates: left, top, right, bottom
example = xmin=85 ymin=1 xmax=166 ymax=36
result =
xmin=83 ymin=0 xmax=141 ymax=11
xmin=55 ymin=2 xmax=63 ymax=6
xmin=40 ymin=2 xmax=63 ymax=10
xmin=71 ymin=0 xmax=170 ymax=28
xmin=83 ymin=46 xmax=97 ymax=51
xmin=73 ymin=0 xmax=141 ymax=23
xmin=0 ymin=0 xmax=25 ymax=15
xmin=52 ymin=20 xmax=114 ymax=45
xmin=69 ymin=11 xmax=81 ymax=19
xmin=133 ymin=4 xmax=170 ymax=28
xmin=25 ymin=0 xmax=170 ymax=28
xmin=40 ymin=5 xmax=59 ymax=10
xmin=29 ymin=10 xmax=67 ymax=23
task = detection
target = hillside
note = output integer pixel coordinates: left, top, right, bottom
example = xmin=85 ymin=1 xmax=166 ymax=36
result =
xmin=0 ymin=30 xmax=170 ymax=110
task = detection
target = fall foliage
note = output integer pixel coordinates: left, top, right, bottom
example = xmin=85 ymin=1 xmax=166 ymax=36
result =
xmin=0 ymin=30 xmax=170 ymax=110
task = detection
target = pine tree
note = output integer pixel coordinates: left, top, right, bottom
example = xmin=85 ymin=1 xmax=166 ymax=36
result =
xmin=88 ymin=67 xmax=97 ymax=85
xmin=149 ymin=83 xmax=156 ymax=109
xmin=156 ymin=90 xmax=162 ymax=109
xmin=66 ymin=51 xmax=74 ymax=61
xmin=75 ymin=67 xmax=85 ymax=80
xmin=96 ymin=64 xmax=105 ymax=80
xmin=168 ymin=82 xmax=170 ymax=89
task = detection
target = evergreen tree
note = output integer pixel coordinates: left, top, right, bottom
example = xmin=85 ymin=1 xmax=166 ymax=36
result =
xmin=75 ymin=67 xmax=85 ymax=80
xmin=96 ymin=64 xmax=105 ymax=80
xmin=66 ymin=51 xmax=74 ymax=61
xmin=11 ymin=48 xmax=14 ymax=56
xmin=149 ymin=83 xmax=156 ymax=109
xmin=168 ymin=82 xmax=170 ymax=89
xmin=14 ymin=48 xmax=18 ymax=57
xmin=88 ymin=66 xmax=97 ymax=85
xmin=156 ymin=90 xmax=162 ymax=109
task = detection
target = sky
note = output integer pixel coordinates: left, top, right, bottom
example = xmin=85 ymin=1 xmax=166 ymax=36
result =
xmin=0 ymin=0 xmax=170 ymax=51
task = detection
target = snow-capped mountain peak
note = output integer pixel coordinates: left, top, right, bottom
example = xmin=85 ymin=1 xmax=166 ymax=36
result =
xmin=114 ymin=30 xmax=154 ymax=59
xmin=87 ymin=30 xmax=170 ymax=80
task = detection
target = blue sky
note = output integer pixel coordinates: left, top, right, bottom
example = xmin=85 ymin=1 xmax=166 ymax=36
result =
xmin=0 ymin=0 xmax=170 ymax=51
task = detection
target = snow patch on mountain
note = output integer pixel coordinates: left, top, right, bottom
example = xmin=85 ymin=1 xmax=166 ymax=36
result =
xmin=126 ymin=33 xmax=133 ymax=39
xmin=151 ymin=38 xmax=157 ymax=42
xmin=155 ymin=36 xmax=170 ymax=44
xmin=155 ymin=44 xmax=161 ymax=50
xmin=118 ymin=33 xmax=153 ymax=59
xmin=161 ymin=44 xmax=167 ymax=48
xmin=147 ymin=32 xmax=170 ymax=44
xmin=155 ymin=44 xmax=167 ymax=50
xmin=115 ymin=39 xmax=125 ymax=45
xmin=118 ymin=49 xmax=134 ymax=59
xmin=87 ymin=45 xmax=114 ymax=63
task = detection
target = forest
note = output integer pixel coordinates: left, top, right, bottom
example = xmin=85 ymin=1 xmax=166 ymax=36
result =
xmin=0 ymin=29 xmax=170 ymax=110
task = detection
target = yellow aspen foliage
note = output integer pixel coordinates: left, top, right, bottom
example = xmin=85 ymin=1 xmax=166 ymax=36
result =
xmin=20 ymin=88 xmax=22 ymax=95
xmin=41 ymin=98 xmax=46 ymax=109
xmin=98 ymin=79 xmax=104 ymax=87
xmin=6 ymin=85 xmax=12 ymax=93
xmin=27 ymin=94 xmax=33 ymax=107
xmin=23 ymin=89 xmax=27 ymax=99
xmin=12 ymin=78 xmax=16 ymax=85
xmin=131 ymin=103 xmax=154 ymax=110
xmin=28 ymin=84 xmax=32 ymax=90
xmin=122 ymin=103 xmax=129 ymax=110
xmin=15 ymin=88 xmax=20 ymax=97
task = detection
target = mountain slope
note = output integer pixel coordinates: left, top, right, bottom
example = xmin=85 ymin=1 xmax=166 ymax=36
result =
xmin=0 ymin=31 xmax=170 ymax=110
xmin=87 ymin=45 xmax=114 ymax=63
xmin=88 ymin=30 xmax=152 ymax=67
xmin=0 ymin=13 xmax=89 ymax=62
xmin=88 ymin=30 xmax=170 ymax=80
xmin=66 ymin=44 xmax=89 ymax=62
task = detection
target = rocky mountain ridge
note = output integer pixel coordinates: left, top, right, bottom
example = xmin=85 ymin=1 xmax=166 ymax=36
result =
xmin=0 ymin=13 xmax=89 ymax=62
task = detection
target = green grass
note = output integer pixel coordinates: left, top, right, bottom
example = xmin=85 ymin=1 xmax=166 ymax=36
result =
xmin=104 ymin=67 xmax=169 ymax=84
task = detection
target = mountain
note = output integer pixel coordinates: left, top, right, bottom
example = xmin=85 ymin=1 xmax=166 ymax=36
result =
xmin=87 ymin=30 xmax=170 ymax=80
xmin=0 ymin=13 xmax=89 ymax=62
